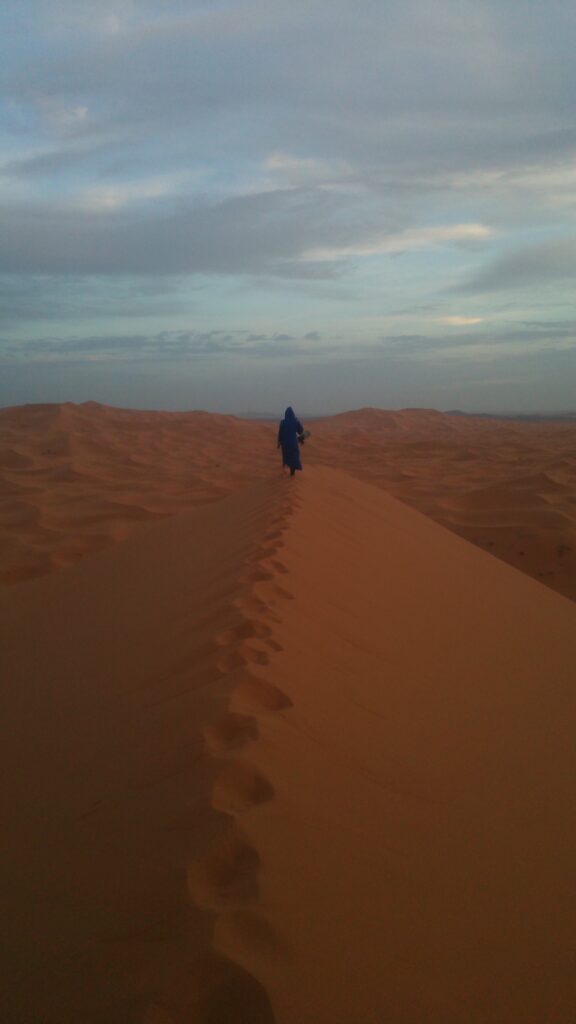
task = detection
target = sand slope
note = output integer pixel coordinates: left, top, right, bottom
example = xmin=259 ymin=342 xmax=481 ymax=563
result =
xmin=1 ymin=466 xmax=575 ymax=1023
xmin=0 ymin=402 xmax=274 ymax=583
xmin=1 ymin=403 xmax=575 ymax=602
xmin=308 ymin=408 xmax=576 ymax=602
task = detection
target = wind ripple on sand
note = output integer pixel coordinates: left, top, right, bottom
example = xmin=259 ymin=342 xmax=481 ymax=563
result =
xmin=2 ymin=403 xmax=576 ymax=601
xmin=308 ymin=407 xmax=576 ymax=601
xmin=0 ymin=402 xmax=276 ymax=583
xmin=1 ymin=465 xmax=576 ymax=1021
xmin=0 ymin=474 xmax=298 ymax=1022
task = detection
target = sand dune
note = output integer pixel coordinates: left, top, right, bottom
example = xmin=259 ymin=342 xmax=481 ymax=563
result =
xmin=307 ymin=407 xmax=576 ymax=601
xmin=1 ymin=463 xmax=576 ymax=1022
xmin=1 ymin=402 xmax=575 ymax=601
xmin=0 ymin=402 xmax=274 ymax=583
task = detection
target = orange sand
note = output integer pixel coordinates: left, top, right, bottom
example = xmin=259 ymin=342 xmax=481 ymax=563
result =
xmin=1 ymin=403 xmax=576 ymax=1022
xmin=1 ymin=403 xmax=575 ymax=601
xmin=0 ymin=402 xmax=273 ymax=584
xmin=307 ymin=408 xmax=576 ymax=602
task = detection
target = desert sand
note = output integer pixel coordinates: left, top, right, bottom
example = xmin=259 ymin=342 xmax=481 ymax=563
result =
xmin=309 ymin=408 xmax=576 ymax=603
xmin=1 ymin=402 xmax=576 ymax=1023
xmin=1 ymin=402 xmax=575 ymax=601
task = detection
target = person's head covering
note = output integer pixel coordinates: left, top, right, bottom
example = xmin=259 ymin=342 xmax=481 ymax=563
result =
xmin=284 ymin=406 xmax=296 ymax=424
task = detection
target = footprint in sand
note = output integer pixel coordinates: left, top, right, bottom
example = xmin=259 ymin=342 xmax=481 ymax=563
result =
xmin=254 ymin=545 xmax=280 ymax=561
xmin=264 ymin=529 xmax=284 ymax=543
xmin=233 ymin=595 xmax=282 ymax=623
xmin=242 ymin=567 xmax=274 ymax=583
xmin=233 ymin=594 xmax=269 ymax=614
xmin=188 ymin=835 xmax=261 ymax=910
xmin=267 ymin=559 xmax=289 ymax=575
xmin=263 ymin=637 xmax=283 ymax=652
xmin=232 ymin=675 xmax=293 ymax=713
xmin=217 ymin=645 xmax=270 ymax=672
xmin=265 ymin=583 xmax=294 ymax=601
xmin=212 ymin=761 xmax=275 ymax=813
xmin=216 ymin=623 xmax=283 ymax=656
xmin=216 ymin=621 xmax=273 ymax=646
xmin=203 ymin=712 xmax=259 ymax=753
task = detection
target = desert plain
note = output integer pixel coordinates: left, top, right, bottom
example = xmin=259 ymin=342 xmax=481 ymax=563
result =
xmin=1 ymin=401 xmax=576 ymax=1023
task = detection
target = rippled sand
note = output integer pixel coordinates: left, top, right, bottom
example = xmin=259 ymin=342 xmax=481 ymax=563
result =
xmin=1 ymin=403 xmax=576 ymax=1022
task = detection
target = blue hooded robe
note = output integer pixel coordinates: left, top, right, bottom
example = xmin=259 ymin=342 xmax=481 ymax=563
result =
xmin=278 ymin=406 xmax=303 ymax=471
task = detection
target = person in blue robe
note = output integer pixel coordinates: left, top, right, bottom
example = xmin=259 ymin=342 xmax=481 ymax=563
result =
xmin=277 ymin=406 xmax=304 ymax=476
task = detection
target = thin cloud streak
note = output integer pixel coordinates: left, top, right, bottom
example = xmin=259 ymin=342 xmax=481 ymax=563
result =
xmin=302 ymin=224 xmax=494 ymax=261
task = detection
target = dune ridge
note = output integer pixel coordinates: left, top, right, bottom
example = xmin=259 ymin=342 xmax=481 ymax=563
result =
xmin=0 ymin=402 xmax=273 ymax=583
xmin=0 ymin=472 xmax=303 ymax=1023
xmin=308 ymin=407 xmax=576 ymax=601
xmin=2 ymin=466 xmax=576 ymax=1022
xmin=1 ymin=402 xmax=575 ymax=601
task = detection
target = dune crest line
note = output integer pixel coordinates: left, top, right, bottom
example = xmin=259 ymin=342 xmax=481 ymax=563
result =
xmin=2 ymin=401 xmax=576 ymax=601
xmin=2 ymin=461 xmax=576 ymax=1021
xmin=0 ymin=476 xmax=299 ymax=1022
xmin=189 ymin=480 xmax=299 ymax=1016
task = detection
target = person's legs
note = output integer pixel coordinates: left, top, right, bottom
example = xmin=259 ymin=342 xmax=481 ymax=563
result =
xmin=290 ymin=467 xmax=296 ymax=477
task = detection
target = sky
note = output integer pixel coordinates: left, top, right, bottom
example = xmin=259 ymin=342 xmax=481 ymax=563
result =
xmin=1 ymin=0 xmax=576 ymax=414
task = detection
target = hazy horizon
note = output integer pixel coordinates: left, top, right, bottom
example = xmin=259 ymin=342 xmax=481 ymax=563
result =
xmin=2 ymin=1 xmax=576 ymax=413
xmin=2 ymin=397 xmax=576 ymax=424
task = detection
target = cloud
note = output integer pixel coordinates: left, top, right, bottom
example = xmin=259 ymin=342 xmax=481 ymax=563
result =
xmin=114 ymin=3 xmax=291 ymax=44
xmin=1 ymin=328 xmax=332 ymax=365
xmin=0 ymin=186 xmax=415 ymax=277
xmin=382 ymin=321 xmax=576 ymax=357
xmin=456 ymin=236 xmax=576 ymax=292
xmin=5 ymin=0 xmax=575 ymax=181
xmin=2 ymin=0 xmax=576 ymax=413
xmin=265 ymin=152 xmax=324 ymax=173
xmin=302 ymin=224 xmax=494 ymax=261
xmin=72 ymin=173 xmax=191 ymax=211
xmin=437 ymin=316 xmax=484 ymax=326
xmin=4 ymin=323 xmax=575 ymax=416
xmin=37 ymin=98 xmax=89 ymax=137
xmin=1 ymin=140 xmax=125 ymax=180
xmin=6 ymin=319 xmax=574 ymax=372
xmin=0 ymin=273 xmax=205 ymax=328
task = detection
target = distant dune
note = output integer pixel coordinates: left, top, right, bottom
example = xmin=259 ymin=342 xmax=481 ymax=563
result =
xmin=1 ymin=401 xmax=575 ymax=600
xmin=1 ymin=455 xmax=575 ymax=1022
xmin=0 ymin=402 xmax=274 ymax=583
xmin=309 ymin=406 xmax=576 ymax=602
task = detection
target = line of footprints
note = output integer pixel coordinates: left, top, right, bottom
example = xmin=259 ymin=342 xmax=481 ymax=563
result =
xmin=188 ymin=492 xmax=300 ymax=972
